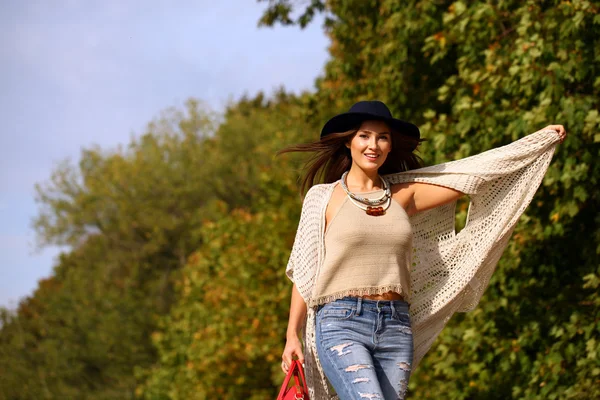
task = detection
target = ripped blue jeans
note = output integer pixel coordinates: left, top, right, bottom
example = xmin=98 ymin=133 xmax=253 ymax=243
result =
xmin=315 ymin=296 xmax=414 ymax=400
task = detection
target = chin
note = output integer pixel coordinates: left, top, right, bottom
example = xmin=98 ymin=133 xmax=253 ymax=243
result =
xmin=360 ymin=163 xmax=382 ymax=172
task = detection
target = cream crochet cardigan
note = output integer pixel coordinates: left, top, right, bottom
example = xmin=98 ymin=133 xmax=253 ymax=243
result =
xmin=285 ymin=128 xmax=561 ymax=400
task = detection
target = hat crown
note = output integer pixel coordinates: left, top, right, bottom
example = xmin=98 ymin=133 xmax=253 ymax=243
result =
xmin=348 ymin=100 xmax=393 ymax=119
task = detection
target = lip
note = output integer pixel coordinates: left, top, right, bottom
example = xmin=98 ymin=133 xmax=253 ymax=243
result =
xmin=364 ymin=153 xmax=379 ymax=161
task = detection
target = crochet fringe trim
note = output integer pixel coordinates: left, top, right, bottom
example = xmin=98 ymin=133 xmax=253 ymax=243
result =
xmin=307 ymin=285 xmax=408 ymax=308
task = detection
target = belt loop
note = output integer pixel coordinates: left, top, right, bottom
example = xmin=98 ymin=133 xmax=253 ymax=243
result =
xmin=356 ymin=297 xmax=362 ymax=316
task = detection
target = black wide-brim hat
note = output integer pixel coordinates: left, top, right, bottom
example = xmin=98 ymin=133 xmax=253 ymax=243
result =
xmin=320 ymin=100 xmax=420 ymax=144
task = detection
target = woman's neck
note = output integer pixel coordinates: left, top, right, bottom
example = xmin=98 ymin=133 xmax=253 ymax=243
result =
xmin=345 ymin=167 xmax=383 ymax=192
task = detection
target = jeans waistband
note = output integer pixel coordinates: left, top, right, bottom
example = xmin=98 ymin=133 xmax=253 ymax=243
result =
xmin=326 ymin=296 xmax=410 ymax=314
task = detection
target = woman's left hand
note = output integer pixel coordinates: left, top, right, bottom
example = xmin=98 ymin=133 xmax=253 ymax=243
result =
xmin=542 ymin=124 xmax=567 ymax=143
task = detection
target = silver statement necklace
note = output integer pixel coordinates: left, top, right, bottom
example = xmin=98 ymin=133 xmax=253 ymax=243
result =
xmin=340 ymin=170 xmax=392 ymax=216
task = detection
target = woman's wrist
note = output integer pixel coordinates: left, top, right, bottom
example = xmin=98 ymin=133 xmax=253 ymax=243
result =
xmin=286 ymin=328 xmax=301 ymax=340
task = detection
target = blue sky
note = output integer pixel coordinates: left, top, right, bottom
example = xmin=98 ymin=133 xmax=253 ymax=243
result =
xmin=0 ymin=0 xmax=329 ymax=308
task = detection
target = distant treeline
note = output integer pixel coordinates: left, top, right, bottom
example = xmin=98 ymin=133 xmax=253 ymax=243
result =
xmin=1 ymin=1 xmax=598 ymax=399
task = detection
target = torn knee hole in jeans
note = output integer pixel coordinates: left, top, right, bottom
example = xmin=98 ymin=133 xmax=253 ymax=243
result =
xmin=397 ymin=361 xmax=411 ymax=371
xmin=330 ymin=342 xmax=352 ymax=356
xmin=398 ymin=326 xmax=412 ymax=335
xmin=358 ymin=392 xmax=381 ymax=399
xmin=352 ymin=377 xmax=369 ymax=384
xmin=345 ymin=364 xmax=372 ymax=372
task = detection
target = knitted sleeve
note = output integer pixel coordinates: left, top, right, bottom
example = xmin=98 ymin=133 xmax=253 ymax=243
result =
xmin=382 ymin=128 xmax=561 ymax=370
xmin=384 ymin=128 xmax=562 ymax=194
xmin=285 ymin=185 xmax=324 ymax=303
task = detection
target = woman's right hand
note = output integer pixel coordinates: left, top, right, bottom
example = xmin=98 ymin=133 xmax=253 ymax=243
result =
xmin=281 ymin=335 xmax=304 ymax=374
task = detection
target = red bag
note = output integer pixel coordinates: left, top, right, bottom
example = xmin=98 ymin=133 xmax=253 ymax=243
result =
xmin=277 ymin=359 xmax=310 ymax=400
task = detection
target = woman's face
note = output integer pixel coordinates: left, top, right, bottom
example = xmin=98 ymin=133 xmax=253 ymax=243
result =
xmin=346 ymin=120 xmax=392 ymax=172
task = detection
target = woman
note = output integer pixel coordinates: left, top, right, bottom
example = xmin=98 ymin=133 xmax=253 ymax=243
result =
xmin=279 ymin=100 xmax=566 ymax=400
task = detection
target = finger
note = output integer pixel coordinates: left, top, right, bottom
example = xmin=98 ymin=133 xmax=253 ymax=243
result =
xmin=282 ymin=354 xmax=291 ymax=366
xmin=545 ymin=125 xmax=565 ymax=142
xmin=545 ymin=125 xmax=562 ymax=134
xmin=282 ymin=356 xmax=291 ymax=370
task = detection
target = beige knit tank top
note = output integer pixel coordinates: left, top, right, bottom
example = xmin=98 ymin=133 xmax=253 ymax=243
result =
xmin=311 ymin=189 xmax=413 ymax=306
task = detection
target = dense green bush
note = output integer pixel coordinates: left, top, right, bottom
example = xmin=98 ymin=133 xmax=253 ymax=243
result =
xmin=1 ymin=1 xmax=598 ymax=399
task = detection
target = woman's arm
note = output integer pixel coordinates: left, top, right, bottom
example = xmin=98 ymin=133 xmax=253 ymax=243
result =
xmin=393 ymin=181 xmax=464 ymax=217
xmin=399 ymin=125 xmax=566 ymax=216
xmin=405 ymin=183 xmax=465 ymax=217
xmin=281 ymin=283 xmax=307 ymax=373
xmin=286 ymin=283 xmax=307 ymax=339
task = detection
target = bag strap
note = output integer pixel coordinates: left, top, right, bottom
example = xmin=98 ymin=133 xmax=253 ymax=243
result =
xmin=291 ymin=360 xmax=309 ymax=398
xmin=293 ymin=360 xmax=308 ymax=387
xmin=277 ymin=359 xmax=310 ymax=400
xmin=276 ymin=362 xmax=295 ymax=399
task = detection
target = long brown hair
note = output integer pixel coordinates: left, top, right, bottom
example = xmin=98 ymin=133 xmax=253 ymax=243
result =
xmin=277 ymin=123 xmax=424 ymax=195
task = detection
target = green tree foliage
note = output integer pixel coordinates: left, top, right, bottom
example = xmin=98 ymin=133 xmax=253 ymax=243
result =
xmin=0 ymin=93 xmax=318 ymax=399
xmin=260 ymin=0 xmax=600 ymax=398
xmin=33 ymin=99 xmax=219 ymax=313
xmin=257 ymin=0 xmax=457 ymax=149
xmin=0 ymin=238 xmax=156 ymax=399
xmin=399 ymin=2 xmax=600 ymax=398
xmin=200 ymin=90 xmax=315 ymax=210
xmin=138 ymin=92 xmax=321 ymax=399
xmin=1 ymin=100 xmax=220 ymax=399
xmin=139 ymin=208 xmax=296 ymax=400
xmin=1 ymin=1 xmax=598 ymax=399
xmin=257 ymin=0 xmax=326 ymax=28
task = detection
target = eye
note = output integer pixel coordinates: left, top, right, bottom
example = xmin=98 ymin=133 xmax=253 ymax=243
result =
xmin=359 ymin=134 xmax=369 ymax=139
xmin=378 ymin=135 xmax=389 ymax=141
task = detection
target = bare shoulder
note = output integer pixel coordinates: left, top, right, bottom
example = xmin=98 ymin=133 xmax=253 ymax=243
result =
xmin=390 ymin=181 xmax=415 ymax=192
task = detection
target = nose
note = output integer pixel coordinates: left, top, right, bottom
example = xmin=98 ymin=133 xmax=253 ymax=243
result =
xmin=368 ymin=136 xmax=378 ymax=150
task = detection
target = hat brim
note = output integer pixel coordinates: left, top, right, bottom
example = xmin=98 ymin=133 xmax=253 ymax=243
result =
xmin=320 ymin=112 xmax=420 ymax=140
